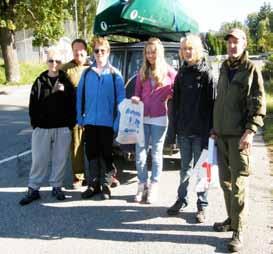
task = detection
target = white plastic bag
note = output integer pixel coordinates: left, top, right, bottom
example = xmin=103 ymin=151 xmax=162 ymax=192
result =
xmin=194 ymin=149 xmax=210 ymax=192
xmin=207 ymin=138 xmax=220 ymax=188
xmin=208 ymin=138 xmax=218 ymax=165
xmin=194 ymin=149 xmax=220 ymax=192
xmin=116 ymin=99 xmax=144 ymax=146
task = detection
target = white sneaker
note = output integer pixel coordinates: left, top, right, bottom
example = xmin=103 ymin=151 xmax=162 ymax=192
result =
xmin=146 ymin=182 xmax=158 ymax=204
xmin=134 ymin=183 xmax=145 ymax=202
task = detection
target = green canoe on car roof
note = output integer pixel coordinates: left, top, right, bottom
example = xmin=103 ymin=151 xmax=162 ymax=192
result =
xmin=94 ymin=0 xmax=199 ymax=42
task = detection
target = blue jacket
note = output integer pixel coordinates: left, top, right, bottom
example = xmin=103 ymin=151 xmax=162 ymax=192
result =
xmin=76 ymin=62 xmax=125 ymax=132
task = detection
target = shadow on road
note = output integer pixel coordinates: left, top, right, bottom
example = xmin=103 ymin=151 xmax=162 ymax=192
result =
xmin=0 ymin=190 xmax=229 ymax=253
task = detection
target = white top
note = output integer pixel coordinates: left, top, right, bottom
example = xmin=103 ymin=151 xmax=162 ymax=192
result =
xmin=144 ymin=115 xmax=168 ymax=127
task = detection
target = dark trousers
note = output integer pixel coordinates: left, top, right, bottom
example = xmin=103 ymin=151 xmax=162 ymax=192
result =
xmin=84 ymin=125 xmax=114 ymax=186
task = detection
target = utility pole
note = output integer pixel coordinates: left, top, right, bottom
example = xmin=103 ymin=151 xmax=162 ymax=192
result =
xmin=74 ymin=0 xmax=79 ymax=38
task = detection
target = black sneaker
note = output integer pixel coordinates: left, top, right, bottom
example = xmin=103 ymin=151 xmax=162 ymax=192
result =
xmin=52 ymin=187 xmax=66 ymax=201
xmin=167 ymin=199 xmax=187 ymax=215
xmin=213 ymin=218 xmax=232 ymax=232
xmin=228 ymin=231 xmax=243 ymax=252
xmin=101 ymin=184 xmax=111 ymax=200
xmin=19 ymin=187 xmax=40 ymax=206
xmin=81 ymin=186 xmax=101 ymax=199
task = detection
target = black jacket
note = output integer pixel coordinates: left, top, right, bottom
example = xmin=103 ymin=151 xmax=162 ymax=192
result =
xmin=29 ymin=70 xmax=76 ymax=129
xmin=173 ymin=59 xmax=214 ymax=144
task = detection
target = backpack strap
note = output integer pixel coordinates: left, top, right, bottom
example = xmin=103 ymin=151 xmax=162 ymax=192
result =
xmin=81 ymin=67 xmax=91 ymax=117
xmin=111 ymin=71 xmax=117 ymax=119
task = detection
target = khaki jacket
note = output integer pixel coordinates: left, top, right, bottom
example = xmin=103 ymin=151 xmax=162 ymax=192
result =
xmin=213 ymin=52 xmax=266 ymax=136
xmin=61 ymin=60 xmax=89 ymax=87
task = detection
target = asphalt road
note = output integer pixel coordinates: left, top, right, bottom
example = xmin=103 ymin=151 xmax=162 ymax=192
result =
xmin=0 ymin=85 xmax=272 ymax=254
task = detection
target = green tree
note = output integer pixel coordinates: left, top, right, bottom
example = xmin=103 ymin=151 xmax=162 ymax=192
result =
xmin=73 ymin=0 xmax=98 ymax=41
xmin=218 ymin=20 xmax=245 ymax=36
xmin=205 ymin=32 xmax=226 ymax=56
xmin=0 ymin=0 xmax=20 ymax=82
xmin=257 ymin=17 xmax=272 ymax=52
xmin=206 ymin=32 xmax=216 ymax=55
xmin=269 ymin=11 xmax=273 ymax=31
xmin=246 ymin=12 xmax=259 ymax=52
xmin=258 ymin=2 xmax=272 ymax=20
xmin=246 ymin=2 xmax=273 ymax=53
xmin=0 ymin=0 xmax=72 ymax=83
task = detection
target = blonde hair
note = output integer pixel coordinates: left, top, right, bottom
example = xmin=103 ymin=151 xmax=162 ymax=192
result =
xmin=91 ymin=36 xmax=110 ymax=51
xmin=179 ymin=34 xmax=204 ymax=63
xmin=139 ymin=37 xmax=168 ymax=86
xmin=47 ymin=46 xmax=62 ymax=62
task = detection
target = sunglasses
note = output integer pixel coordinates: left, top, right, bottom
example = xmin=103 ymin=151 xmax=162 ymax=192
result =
xmin=94 ymin=48 xmax=106 ymax=54
xmin=48 ymin=59 xmax=61 ymax=64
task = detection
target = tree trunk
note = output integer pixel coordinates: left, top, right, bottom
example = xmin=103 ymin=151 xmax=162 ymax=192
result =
xmin=82 ymin=0 xmax=88 ymax=40
xmin=0 ymin=27 xmax=20 ymax=83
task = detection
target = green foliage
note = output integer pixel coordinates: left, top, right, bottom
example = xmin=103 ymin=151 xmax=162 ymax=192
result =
xmin=218 ymin=20 xmax=245 ymax=36
xmin=246 ymin=2 xmax=273 ymax=53
xmin=264 ymin=116 xmax=273 ymax=146
xmin=263 ymin=54 xmax=273 ymax=81
xmin=75 ymin=0 xmax=98 ymax=40
xmin=265 ymin=79 xmax=273 ymax=112
xmin=0 ymin=59 xmax=5 ymax=84
xmin=19 ymin=62 xmax=47 ymax=84
xmin=258 ymin=2 xmax=272 ymax=21
xmin=206 ymin=32 xmax=226 ymax=56
xmin=264 ymin=79 xmax=273 ymax=146
xmin=0 ymin=58 xmax=46 ymax=85
xmin=15 ymin=0 xmax=71 ymax=46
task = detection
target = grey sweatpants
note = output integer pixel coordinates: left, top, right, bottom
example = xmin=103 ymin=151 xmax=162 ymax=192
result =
xmin=28 ymin=127 xmax=71 ymax=190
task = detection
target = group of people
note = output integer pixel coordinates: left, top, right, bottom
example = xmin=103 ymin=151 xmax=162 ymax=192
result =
xmin=19 ymin=28 xmax=266 ymax=253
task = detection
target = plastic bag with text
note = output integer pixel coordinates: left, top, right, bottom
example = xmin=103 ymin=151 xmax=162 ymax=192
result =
xmin=193 ymin=149 xmax=220 ymax=192
xmin=116 ymin=99 xmax=144 ymax=146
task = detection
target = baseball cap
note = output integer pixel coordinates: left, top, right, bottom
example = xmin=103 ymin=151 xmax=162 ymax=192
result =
xmin=224 ymin=28 xmax=247 ymax=41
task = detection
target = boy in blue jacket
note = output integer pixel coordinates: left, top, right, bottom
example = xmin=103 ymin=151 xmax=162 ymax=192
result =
xmin=77 ymin=37 xmax=125 ymax=200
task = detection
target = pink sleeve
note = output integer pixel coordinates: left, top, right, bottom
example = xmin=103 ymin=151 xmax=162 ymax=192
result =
xmin=134 ymin=73 xmax=142 ymax=97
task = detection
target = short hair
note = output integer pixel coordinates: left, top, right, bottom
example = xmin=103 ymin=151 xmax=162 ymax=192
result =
xmin=180 ymin=34 xmax=204 ymax=63
xmin=91 ymin=36 xmax=110 ymax=51
xmin=47 ymin=46 xmax=62 ymax=62
xmin=71 ymin=38 xmax=87 ymax=50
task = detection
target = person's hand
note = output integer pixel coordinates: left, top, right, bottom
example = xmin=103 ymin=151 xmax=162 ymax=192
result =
xmin=239 ymin=129 xmax=254 ymax=151
xmin=131 ymin=96 xmax=140 ymax=104
xmin=209 ymin=129 xmax=217 ymax=140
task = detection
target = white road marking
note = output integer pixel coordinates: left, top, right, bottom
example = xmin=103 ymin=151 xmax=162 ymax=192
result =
xmin=0 ymin=150 xmax=31 ymax=165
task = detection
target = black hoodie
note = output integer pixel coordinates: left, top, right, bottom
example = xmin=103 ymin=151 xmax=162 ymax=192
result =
xmin=29 ymin=70 xmax=76 ymax=129
xmin=172 ymin=59 xmax=214 ymax=145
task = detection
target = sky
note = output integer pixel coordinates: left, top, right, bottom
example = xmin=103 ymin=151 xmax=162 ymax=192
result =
xmin=182 ymin=0 xmax=271 ymax=32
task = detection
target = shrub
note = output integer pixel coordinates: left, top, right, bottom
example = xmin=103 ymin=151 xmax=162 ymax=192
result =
xmin=262 ymin=54 xmax=273 ymax=81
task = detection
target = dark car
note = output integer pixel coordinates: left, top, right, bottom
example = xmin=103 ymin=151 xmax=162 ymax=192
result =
xmin=109 ymin=41 xmax=181 ymax=160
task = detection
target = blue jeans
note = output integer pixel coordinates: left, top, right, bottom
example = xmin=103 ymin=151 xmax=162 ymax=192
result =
xmin=135 ymin=124 xmax=167 ymax=184
xmin=177 ymin=135 xmax=208 ymax=211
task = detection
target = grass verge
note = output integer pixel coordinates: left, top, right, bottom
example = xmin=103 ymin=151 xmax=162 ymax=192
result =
xmin=0 ymin=58 xmax=46 ymax=85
